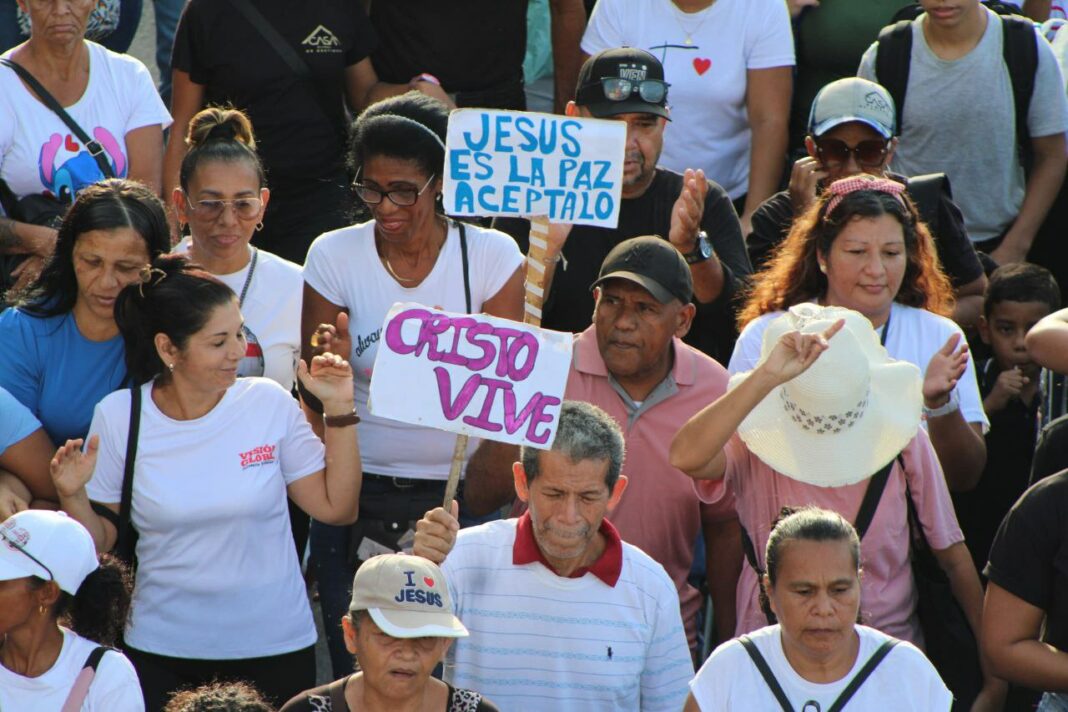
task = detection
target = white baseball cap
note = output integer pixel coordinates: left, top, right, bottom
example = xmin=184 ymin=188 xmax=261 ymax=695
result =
xmin=0 ymin=510 xmax=99 ymax=594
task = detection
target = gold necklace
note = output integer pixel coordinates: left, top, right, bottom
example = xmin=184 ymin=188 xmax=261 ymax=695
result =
xmin=381 ymin=253 xmax=419 ymax=283
xmin=378 ymin=218 xmax=447 ymax=284
xmin=670 ymin=0 xmax=715 ymax=45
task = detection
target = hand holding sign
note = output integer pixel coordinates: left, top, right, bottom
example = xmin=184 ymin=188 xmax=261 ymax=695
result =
xmin=311 ymin=311 xmax=352 ymax=359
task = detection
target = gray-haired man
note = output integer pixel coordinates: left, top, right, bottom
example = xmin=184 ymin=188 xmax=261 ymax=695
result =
xmin=413 ymin=401 xmax=692 ymax=712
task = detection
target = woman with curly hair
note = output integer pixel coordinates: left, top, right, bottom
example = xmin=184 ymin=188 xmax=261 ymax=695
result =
xmin=731 ymin=175 xmax=986 ymax=491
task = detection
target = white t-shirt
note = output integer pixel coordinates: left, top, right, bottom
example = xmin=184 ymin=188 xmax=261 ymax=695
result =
xmin=303 ymin=219 xmax=523 ymax=479
xmin=84 ymin=378 xmax=323 ymax=659
xmin=0 ymin=42 xmax=171 ymax=201
xmin=690 ymin=624 xmax=952 ymax=711
xmin=730 ymin=303 xmax=989 ymax=430
xmin=177 ymin=240 xmax=303 ymax=391
xmin=582 ymin=0 xmax=795 ymax=199
xmin=0 ymin=628 xmax=144 ymax=712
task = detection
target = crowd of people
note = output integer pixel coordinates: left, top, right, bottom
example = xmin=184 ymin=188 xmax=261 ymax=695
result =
xmin=2 ymin=0 xmax=1068 ymax=710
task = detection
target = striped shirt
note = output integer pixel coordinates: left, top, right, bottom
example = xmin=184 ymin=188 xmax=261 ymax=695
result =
xmin=442 ymin=518 xmax=693 ymax=711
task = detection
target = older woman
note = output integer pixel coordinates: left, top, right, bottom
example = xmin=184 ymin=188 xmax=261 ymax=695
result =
xmin=0 ymin=509 xmax=142 ymax=710
xmin=302 ymin=91 xmax=524 ymax=678
xmin=280 ymin=554 xmax=497 ymax=712
xmin=49 ymin=254 xmax=363 ymax=709
xmin=670 ymin=305 xmax=998 ymax=709
xmin=0 ymin=0 xmax=168 ymax=282
xmin=173 ymin=106 xmax=302 ymax=391
xmin=685 ymin=507 xmax=951 ymax=711
xmin=731 ymin=175 xmax=987 ymax=491
xmin=0 ymin=180 xmax=170 ymax=504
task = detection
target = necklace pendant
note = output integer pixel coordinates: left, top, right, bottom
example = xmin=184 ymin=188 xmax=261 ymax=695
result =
xmin=684 ymin=36 xmax=693 ymax=45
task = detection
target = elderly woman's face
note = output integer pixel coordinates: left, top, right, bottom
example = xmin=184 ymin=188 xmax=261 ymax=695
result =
xmin=359 ymin=155 xmax=441 ymax=245
xmin=819 ymin=213 xmax=907 ymax=325
xmin=19 ymin=0 xmax=94 ymax=43
xmin=345 ymin=614 xmax=450 ymax=699
xmin=72 ymin=227 xmax=151 ymax=326
xmin=766 ymin=538 xmax=861 ymax=664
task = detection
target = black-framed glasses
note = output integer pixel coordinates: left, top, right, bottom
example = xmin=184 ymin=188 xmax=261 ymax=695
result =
xmin=814 ymin=137 xmax=890 ymax=168
xmin=585 ymin=77 xmax=669 ymax=104
xmin=186 ymin=196 xmax=263 ymax=220
xmin=0 ymin=527 xmax=53 ymax=582
xmin=353 ymin=171 xmax=437 ymax=207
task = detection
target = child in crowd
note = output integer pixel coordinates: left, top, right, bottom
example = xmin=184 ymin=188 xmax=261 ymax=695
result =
xmin=953 ymin=263 xmax=1060 ymax=576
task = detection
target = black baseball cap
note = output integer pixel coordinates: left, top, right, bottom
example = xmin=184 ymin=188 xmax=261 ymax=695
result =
xmin=575 ymin=47 xmax=671 ymax=121
xmin=592 ymin=236 xmax=693 ymax=304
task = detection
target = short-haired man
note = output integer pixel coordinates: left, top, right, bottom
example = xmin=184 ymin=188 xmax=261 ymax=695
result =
xmin=747 ymin=77 xmax=988 ymax=326
xmin=414 ymin=401 xmax=692 ymax=712
xmin=494 ymin=47 xmax=752 ymax=366
xmin=463 ymin=237 xmax=742 ymax=654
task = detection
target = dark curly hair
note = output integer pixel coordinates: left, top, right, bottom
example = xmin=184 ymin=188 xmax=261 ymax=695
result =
xmin=739 ymin=187 xmax=954 ymax=328
xmin=348 ymin=91 xmax=449 ymax=182
xmin=163 ymin=681 xmax=274 ymax=712
xmin=30 ymin=553 xmax=132 ymax=647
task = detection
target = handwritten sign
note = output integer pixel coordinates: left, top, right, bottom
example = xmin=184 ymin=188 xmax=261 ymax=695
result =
xmin=369 ymin=303 xmax=573 ymax=448
xmin=443 ymin=109 xmax=626 ymax=228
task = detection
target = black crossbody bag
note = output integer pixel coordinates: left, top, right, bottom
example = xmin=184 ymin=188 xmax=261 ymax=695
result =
xmin=90 ymin=386 xmax=141 ymax=568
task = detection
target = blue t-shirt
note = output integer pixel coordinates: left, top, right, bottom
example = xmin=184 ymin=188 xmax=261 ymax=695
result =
xmin=0 ymin=386 xmax=40 ymax=456
xmin=0 ymin=308 xmax=127 ymax=444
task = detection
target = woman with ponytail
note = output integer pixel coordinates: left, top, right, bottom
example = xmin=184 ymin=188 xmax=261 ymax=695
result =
xmin=49 ymin=254 xmax=363 ymax=709
xmin=173 ymin=107 xmax=302 ymax=392
xmin=0 ymin=509 xmax=143 ymax=710
xmin=0 ymin=179 xmax=170 ymax=505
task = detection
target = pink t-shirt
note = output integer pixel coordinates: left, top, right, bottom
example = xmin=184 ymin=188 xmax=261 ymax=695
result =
xmin=566 ymin=327 xmax=736 ymax=647
xmin=696 ymin=428 xmax=962 ymax=644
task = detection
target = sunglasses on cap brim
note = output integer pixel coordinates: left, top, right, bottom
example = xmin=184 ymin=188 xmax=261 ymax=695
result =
xmin=583 ymin=77 xmax=669 ymax=105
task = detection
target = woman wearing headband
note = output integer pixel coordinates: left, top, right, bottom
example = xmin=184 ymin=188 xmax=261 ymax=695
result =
xmin=670 ymin=305 xmax=997 ymax=709
xmin=49 ymin=254 xmax=363 ymax=709
xmin=301 ymin=91 xmax=524 ymax=679
xmin=0 ymin=180 xmax=170 ymax=504
xmin=0 ymin=510 xmax=142 ymax=710
xmin=730 ymin=174 xmax=987 ymax=492
xmin=685 ymin=507 xmax=951 ymax=711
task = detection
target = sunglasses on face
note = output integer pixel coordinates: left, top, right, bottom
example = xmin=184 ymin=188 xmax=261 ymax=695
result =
xmin=187 ymin=197 xmax=264 ymax=221
xmin=0 ymin=528 xmax=54 ymax=582
xmin=353 ymin=171 xmax=436 ymax=207
xmin=585 ymin=77 xmax=669 ymax=105
xmin=814 ymin=138 xmax=890 ymax=168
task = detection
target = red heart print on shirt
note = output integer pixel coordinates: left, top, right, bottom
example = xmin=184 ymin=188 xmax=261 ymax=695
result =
xmin=65 ymin=134 xmax=79 ymax=152
xmin=424 ymin=576 xmax=435 ymax=587
xmin=693 ymin=57 xmax=711 ymax=76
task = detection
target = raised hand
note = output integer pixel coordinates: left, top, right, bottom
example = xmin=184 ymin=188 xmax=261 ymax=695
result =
xmin=50 ymin=436 xmax=99 ymax=499
xmin=296 ymin=352 xmax=355 ymax=412
xmin=311 ymin=311 xmax=352 ymax=360
xmin=758 ymin=319 xmax=845 ymax=385
xmin=669 ymin=168 xmax=709 ymax=253
xmin=924 ymin=333 xmax=969 ymax=406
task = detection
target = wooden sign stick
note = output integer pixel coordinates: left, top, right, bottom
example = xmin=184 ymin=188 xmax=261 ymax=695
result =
xmin=441 ymin=216 xmax=552 ymax=510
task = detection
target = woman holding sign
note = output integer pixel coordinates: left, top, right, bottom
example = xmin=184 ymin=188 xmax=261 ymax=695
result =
xmin=301 ymin=92 xmax=525 ymax=678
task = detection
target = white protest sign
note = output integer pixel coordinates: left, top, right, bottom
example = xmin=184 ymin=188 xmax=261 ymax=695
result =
xmin=443 ymin=109 xmax=626 ymax=228
xmin=369 ymin=302 xmax=573 ymax=449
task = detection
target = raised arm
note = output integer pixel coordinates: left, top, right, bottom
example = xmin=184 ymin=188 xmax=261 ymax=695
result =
xmin=50 ymin=436 xmax=118 ymax=553
xmin=1027 ymin=307 xmax=1068 ymax=373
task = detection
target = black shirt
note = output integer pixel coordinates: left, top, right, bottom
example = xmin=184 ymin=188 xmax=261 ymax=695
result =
xmin=494 ymin=168 xmax=752 ymax=365
xmin=747 ymin=174 xmax=984 ymax=288
xmin=279 ymin=676 xmax=499 ymax=712
xmin=172 ymin=0 xmax=376 ymax=183
xmin=368 ymin=1 xmax=527 ymax=93
xmin=953 ymin=358 xmax=1040 ymax=575
xmin=986 ymin=468 xmax=1068 ymax=655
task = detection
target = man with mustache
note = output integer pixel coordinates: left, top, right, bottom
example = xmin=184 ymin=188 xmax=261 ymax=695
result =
xmin=413 ymin=401 xmax=692 ymax=712
xmin=494 ymin=47 xmax=752 ymax=367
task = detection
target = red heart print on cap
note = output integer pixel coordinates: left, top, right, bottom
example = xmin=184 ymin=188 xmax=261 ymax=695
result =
xmin=424 ymin=576 xmax=435 ymax=587
xmin=693 ymin=58 xmax=711 ymax=76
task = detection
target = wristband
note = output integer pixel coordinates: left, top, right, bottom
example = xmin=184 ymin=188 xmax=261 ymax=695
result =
xmin=324 ymin=409 xmax=360 ymax=428
xmin=922 ymin=390 xmax=960 ymax=419
xmin=412 ymin=73 xmax=441 ymax=86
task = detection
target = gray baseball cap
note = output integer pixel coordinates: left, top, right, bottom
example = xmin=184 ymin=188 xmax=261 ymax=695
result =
xmin=807 ymin=78 xmax=897 ymax=139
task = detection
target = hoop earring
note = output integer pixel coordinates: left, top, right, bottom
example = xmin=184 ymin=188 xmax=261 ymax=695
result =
xmin=255 ymin=222 xmax=264 ymax=232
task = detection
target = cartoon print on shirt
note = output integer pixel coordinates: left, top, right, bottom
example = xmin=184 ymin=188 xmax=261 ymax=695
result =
xmin=38 ymin=127 xmax=126 ymax=202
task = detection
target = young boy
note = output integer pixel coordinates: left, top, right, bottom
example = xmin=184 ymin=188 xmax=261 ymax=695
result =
xmin=953 ymin=263 xmax=1060 ymax=576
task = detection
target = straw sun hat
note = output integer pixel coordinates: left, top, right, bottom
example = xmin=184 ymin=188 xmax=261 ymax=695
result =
xmin=730 ymin=304 xmax=923 ymax=487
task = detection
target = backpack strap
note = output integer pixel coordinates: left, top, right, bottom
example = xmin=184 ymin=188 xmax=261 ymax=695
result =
xmin=904 ymin=173 xmax=950 ymax=235
xmin=853 ymin=457 xmax=897 ymax=540
xmin=875 ymin=20 xmax=915 ymax=136
xmin=827 ymin=639 xmax=900 ymax=712
xmin=116 ymin=385 xmax=141 ymax=565
xmin=738 ymin=635 xmax=795 ymax=712
xmin=1000 ymin=15 xmax=1039 ymax=166
xmin=59 ymin=647 xmax=109 ymax=712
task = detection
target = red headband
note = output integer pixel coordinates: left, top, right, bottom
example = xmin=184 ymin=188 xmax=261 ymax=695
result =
xmin=825 ymin=175 xmax=906 ymax=215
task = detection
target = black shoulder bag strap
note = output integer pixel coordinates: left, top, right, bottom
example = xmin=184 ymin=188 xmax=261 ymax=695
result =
xmin=0 ymin=59 xmax=114 ymax=179
xmin=853 ymin=457 xmax=897 ymax=540
xmin=738 ymin=635 xmax=795 ymax=712
xmin=458 ymin=221 xmax=472 ymax=313
xmin=226 ymin=0 xmax=310 ymax=79
xmin=827 ymin=639 xmax=900 ymax=712
xmin=874 ymin=21 xmax=915 ymax=137
xmin=116 ymin=385 xmax=141 ymax=563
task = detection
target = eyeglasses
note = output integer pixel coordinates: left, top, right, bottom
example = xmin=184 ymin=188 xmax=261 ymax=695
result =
xmin=0 ymin=527 xmax=53 ymax=582
xmin=584 ymin=77 xmax=669 ymax=105
xmin=814 ymin=138 xmax=890 ymax=168
xmin=186 ymin=197 xmax=263 ymax=221
xmin=354 ymin=171 xmax=437 ymax=207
